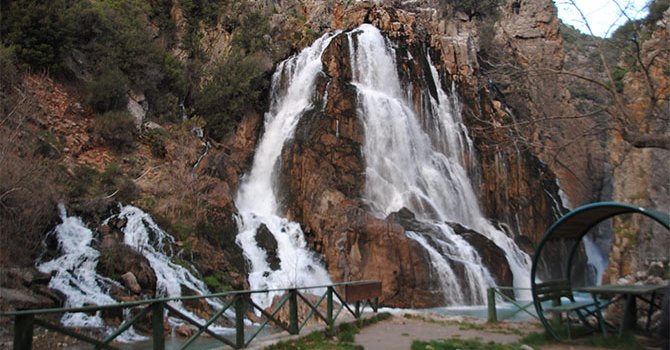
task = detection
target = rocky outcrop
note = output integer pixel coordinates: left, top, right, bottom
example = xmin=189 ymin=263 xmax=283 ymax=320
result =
xmin=255 ymin=224 xmax=281 ymax=271
xmin=96 ymin=220 xmax=158 ymax=297
xmin=0 ymin=268 xmax=64 ymax=311
xmin=486 ymin=0 xmax=608 ymax=210
xmin=386 ymin=208 xmax=514 ymax=295
xmin=447 ymin=222 xmax=513 ymax=288
xmin=600 ymin=10 xmax=670 ymax=283
xmin=228 ymin=3 xmax=580 ymax=307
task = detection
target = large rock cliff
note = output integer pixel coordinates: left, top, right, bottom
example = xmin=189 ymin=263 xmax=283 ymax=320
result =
xmin=214 ymin=2 xmax=571 ymax=306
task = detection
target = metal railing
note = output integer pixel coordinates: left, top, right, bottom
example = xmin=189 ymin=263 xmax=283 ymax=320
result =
xmin=0 ymin=280 xmax=381 ymax=350
xmin=486 ymin=286 xmax=538 ymax=323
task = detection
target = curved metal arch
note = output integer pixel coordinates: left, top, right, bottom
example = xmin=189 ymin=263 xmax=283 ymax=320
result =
xmin=530 ymin=201 xmax=670 ymax=340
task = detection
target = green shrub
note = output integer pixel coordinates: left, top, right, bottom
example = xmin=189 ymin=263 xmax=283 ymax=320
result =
xmin=66 ymin=0 xmax=162 ymax=85
xmin=86 ymin=68 xmax=129 ymax=113
xmin=94 ymin=111 xmax=138 ymax=153
xmin=0 ymin=0 xmax=70 ymax=71
xmin=148 ymin=0 xmax=178 ymax=47
xmin=612 ymin=66 xmax=627 ymax=93
xmin=450 ymin=0 xmax=501 ymax=19
xmin=67 ymin=166 xmax=99 ymax=198
xmin=178 ymin=0 xmax=223 ymax=56
xmin=0 ymin=46 xmax=20 ymax=91
xmin=647 ymin=0 xmax=670 ymax=25
xmin=143 ymin=128 xmax=169 ymax=158
xmin=203 ymin=276 xmax=222 ymax=291
xmin=145 ymin=54 xmax=186 ymax=123
xmin=232 ymin=10 xmax=271 ymax=55
xmin=194 ymin=53 xmax=268 ymax=140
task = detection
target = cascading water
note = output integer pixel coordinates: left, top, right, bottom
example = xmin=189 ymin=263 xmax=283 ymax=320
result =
xmin=37 ymin=204 xmax=146 ymax=342
xmin=37 ymin=204 xmax=231 ymax=340
xmin=236 ymin=23 xmax=538 ymax=307
xmin=348 ymin=24 xmax=532 ymax=302
xmin=108 ymin=206 xmax=223 ymax=306
xmin=234 ymin=32 xmax=337 ymax=309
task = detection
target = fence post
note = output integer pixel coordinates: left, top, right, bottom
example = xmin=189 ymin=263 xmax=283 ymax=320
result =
xmin=152 ymin=302 xmax=165 ymax=350
xmin=235 ymin=294 xmax=246 ymax=348
xmin=289 ymin=289 xmax=299 ymax=335
xmin=487 ymin=288 xmax=497 ymax=323
xmin=326 ymin=287 xmax=334 ymax=336
xmin=14 ymin=314 xmax=34 ymax=350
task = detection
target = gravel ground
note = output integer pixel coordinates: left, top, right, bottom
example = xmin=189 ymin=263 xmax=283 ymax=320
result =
xmin=353 ymin=312 xmax=649 ymax=350
xmin=355 ymin=313 xmax=534 ymax=350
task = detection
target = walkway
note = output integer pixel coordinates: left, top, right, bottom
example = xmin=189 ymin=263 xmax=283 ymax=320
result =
xmin=355 ymin=313 xmax=530 ymax=350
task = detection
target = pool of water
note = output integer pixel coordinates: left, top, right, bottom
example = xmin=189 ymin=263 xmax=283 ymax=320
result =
xmin=429 ymin=301 xmax=538 ymax=321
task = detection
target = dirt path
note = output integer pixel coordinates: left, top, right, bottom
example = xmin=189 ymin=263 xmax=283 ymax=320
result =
xmin=354 ymin=313 xmax=617 ymax=350
xmin=355 ymin=313 xmax=530 ymax=350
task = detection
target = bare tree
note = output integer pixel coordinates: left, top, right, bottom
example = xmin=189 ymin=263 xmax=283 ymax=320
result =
xmin=0 ymin=82 xmax=60 ymax=267
xmin=561 ymin=0 xmax=669 ymax=149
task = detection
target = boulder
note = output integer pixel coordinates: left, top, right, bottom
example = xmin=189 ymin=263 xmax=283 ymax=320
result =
xmin=255 ymin=224 xmax=281 ymax=271
xmin=96 ymin=244 xmax=157 ymax=295
xmin=121 ymin=272 xmax=142 ymax=294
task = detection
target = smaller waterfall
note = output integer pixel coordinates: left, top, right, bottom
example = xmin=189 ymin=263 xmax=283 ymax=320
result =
xmin=107 ymin=206 xmax=223 ymax=307
xmin=37 ymin=204 xmax=232 ymax=340
xmin=37 ymin=204 xmax=146 ymax=342
xmin=583 ymin=233 xmax=608 ymax=283
xmin=234 ymin=32 xmax=338 ymax=309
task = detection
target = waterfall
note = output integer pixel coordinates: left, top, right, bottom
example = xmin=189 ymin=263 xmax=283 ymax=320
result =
xmin=107 ymin=206 xmax=223 ymax=307
xmin=37 ymin=204 xmax=231 ymax=340
xmin=37 ymin=205 xmax=145 ymax=342
xmin=234 ymin=32 xmax=338 ymax=309
xmin=348 ymin=24 xmax=532 ymax=302
xmin=236 ymin=23 xmax=536 ymax=306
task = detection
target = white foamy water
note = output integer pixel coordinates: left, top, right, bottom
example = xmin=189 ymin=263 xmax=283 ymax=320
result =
xmin=38 ymin=204 xmax=232 ymax=340
xmin=349 ymin=24 xmax=532 ymax=302
xmin=37 ymin=204 xmax=147 ymax=342
xmin=234 ymin=32 xmax=338 ymax=309
xmin=108 ymin=205 xmax=233 ymax=332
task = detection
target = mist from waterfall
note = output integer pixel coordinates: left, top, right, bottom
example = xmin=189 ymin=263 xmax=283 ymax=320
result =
xmin=348 ymin=24 xmax=532 ymax=302
xmin=234 ymin=32 xmax=337 ymax=309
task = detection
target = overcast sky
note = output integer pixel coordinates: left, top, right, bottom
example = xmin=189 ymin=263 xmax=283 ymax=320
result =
xmin=555 ymin=0 xmax=650 ymax=37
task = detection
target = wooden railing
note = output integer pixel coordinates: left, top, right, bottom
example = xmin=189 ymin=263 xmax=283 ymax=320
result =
xmin=0 ymin=280 xmax=382 ymax=350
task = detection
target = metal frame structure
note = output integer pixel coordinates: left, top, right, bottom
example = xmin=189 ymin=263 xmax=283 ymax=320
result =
xmin=530 ymin=201 xmax=670 ymax=340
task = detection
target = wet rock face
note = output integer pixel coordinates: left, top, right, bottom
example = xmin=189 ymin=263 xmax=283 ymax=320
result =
xmin=255 ymin=224 xmax=281 ymax=271
xmin=385 ymin=208 xmax=514 ymax=299
xmin=272 ymin=17 xmax=549 ymax=306
xmin=96 ymin=243 xmax=157 ymax=296
xmin=0 ymin=268 xmax=64 ymax=310
xmin=447 ymin=222 xmax=513 ymax=289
